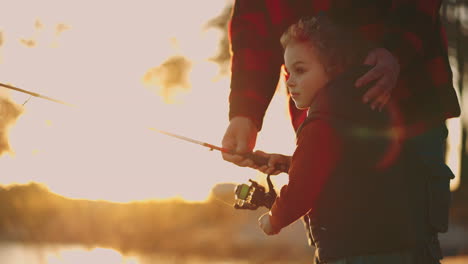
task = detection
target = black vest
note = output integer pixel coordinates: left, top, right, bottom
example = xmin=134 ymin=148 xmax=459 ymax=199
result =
xmin=298 ymin=66 xmax=426 ymax=263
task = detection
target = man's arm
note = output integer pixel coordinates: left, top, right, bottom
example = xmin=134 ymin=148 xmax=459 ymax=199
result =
xmin=222 ymin=0 xmax=283 ymax=167
xmin=228 ymin=0 xmax=283 ymax=131
xmin=269 ymin=119 xmax=341 ymax=232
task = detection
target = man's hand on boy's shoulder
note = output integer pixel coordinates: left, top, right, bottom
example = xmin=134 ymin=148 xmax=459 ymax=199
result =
xmin=355 ymin=48 xmax=400 ymax=112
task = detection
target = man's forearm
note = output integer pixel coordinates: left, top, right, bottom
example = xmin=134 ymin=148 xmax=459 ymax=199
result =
xmin=228 ymin=0 xmax=283 ymax=131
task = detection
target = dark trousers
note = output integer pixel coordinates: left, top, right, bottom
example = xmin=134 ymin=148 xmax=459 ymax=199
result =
xmin=326 ymin=251 xmax=413 ymax=264
xmin=407 ymin=122 xmax=453 ymax=264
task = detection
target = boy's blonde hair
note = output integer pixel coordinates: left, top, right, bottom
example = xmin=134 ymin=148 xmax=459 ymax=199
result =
xmin=280 ymin=16 xmax=373 ymax=78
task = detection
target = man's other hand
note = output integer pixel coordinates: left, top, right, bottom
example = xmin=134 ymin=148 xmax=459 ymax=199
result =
xmin=355 ymin=48 xmax=400 ymax=112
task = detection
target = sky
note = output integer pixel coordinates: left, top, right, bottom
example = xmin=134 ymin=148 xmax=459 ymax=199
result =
xmin=0 ymin=0 xmax=296 ymax=202
xmin=0 ymin=0 xmax=463 ymax=202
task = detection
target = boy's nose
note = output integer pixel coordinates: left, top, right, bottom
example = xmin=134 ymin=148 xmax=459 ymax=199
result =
xmin=286 ymin=77 xmax=296 ymax=88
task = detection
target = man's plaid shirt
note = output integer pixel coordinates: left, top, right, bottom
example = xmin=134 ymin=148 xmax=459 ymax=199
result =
xmin=228 ymin=0 xmax=461 ymax=131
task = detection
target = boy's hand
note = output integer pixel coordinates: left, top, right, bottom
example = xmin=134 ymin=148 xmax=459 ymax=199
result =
xmin=254 ymin=150 xmax=291 ymax=175
xmin=258 ymin=213 xmax=279 ymax=235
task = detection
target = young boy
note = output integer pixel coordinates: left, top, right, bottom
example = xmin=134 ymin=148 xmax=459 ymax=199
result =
xmin=255 ymin=16 xmax=424 ymax=263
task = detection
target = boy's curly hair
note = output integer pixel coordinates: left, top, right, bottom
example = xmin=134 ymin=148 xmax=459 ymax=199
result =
xmin=280 ymin=15 xmax=373 ymax=78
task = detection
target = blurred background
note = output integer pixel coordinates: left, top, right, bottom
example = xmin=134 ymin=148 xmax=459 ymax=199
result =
xmin=0 ymin=0 xmax=467 ymax=263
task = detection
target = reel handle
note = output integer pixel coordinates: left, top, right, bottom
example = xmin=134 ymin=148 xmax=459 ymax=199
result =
xmin=242 ymin=152 xmax=289 ymax=173
xmin=264 ymin=174 xmax=277 ymax=209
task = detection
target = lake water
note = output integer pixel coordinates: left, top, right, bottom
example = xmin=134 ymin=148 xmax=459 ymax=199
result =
xmin=0 ymin=242 xmax=466 ymax=264
xmin=0 ymin=242 xmax=250 ymax=264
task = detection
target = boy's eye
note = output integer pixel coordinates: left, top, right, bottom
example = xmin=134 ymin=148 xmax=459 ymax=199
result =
xmin=294 ymin=67 xmax=305 ymax=74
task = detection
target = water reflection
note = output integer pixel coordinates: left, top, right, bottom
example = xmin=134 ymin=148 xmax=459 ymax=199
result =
xmin=0 ymin=242 xmax=465 ymax=264
xmin=47 ymin=247 xmax=138 ymax=264
xmin=0 ymin=243 xmax=138 ymax=264
xmin=0 ymin=243 xmax=248 ymax=264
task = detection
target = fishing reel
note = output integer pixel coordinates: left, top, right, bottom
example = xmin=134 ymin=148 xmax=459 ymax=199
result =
xmin=234 ymin=175 xmax=277 ymax=210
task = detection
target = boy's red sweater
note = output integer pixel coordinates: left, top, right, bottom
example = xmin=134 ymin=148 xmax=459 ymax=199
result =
xmin=269 ymin=119 xmax=340 ymax=232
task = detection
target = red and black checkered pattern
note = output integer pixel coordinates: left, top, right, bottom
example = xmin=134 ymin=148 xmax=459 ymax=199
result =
xmin=228 ymin=0 xmax=461 ymax=131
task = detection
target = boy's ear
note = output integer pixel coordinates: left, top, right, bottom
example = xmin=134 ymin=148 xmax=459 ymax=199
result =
xmin=325 ymin=64 xmax=342 ymax=79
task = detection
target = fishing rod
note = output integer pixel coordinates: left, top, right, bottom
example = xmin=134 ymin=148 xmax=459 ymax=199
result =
xmin=0 ymin=82 xmax=74 ymax=106
xmin=149 ymin=128 xmax=289 ymax=173
xmin=150 ymin=127 xmax=285 ymax=210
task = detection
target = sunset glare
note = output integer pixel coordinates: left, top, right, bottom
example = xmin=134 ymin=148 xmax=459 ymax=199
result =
xmin=0 ymin=0 xmax=295 ymax=202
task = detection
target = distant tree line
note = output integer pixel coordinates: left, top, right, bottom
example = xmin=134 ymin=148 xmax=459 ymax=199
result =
xmin=0 ymin=183 xmax=311 ymax=262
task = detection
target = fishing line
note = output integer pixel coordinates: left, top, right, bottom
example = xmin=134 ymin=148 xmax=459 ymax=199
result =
xmin=22 ymin=96 xmax=32 ymax=106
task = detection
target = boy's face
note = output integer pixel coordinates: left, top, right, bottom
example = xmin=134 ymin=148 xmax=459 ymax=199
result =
xmin=284 ymin=41 xmax=329 ymax=110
